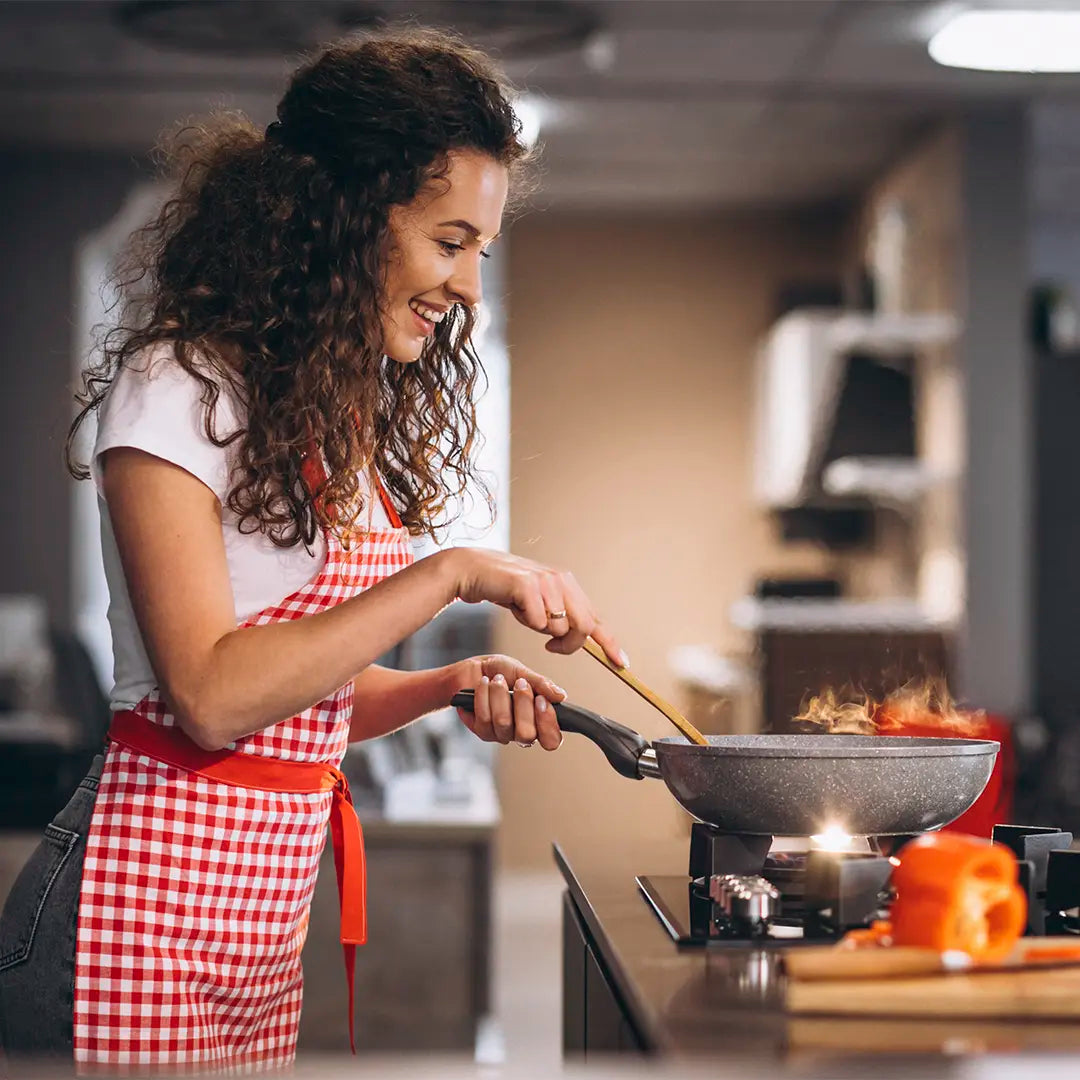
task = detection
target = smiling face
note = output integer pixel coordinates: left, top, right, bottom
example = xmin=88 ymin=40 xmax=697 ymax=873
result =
xmin=381 ymin=149 xmax=509 ymax=364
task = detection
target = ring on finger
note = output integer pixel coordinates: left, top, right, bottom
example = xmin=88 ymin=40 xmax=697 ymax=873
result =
xmin=546 ymin=609 xmax=568 ymax=621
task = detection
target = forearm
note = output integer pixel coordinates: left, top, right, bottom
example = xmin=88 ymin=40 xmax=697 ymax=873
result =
xmin=347 ymin=659 xmax=478 ymax=741
xmin=172 ymin=550 xmax=460 ymax=749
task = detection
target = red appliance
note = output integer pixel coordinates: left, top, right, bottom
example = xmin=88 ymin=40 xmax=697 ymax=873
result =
xmin=877 ymin=711 xmax=1013 ymax=838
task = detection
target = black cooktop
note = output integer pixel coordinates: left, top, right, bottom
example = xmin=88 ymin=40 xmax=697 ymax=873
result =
xmin=637 ymin=875 xmax=830 ymax=948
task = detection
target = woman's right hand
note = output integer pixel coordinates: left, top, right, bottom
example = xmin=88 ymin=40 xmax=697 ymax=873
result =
xmin=441 ymin=547 xmax=627 ymax=668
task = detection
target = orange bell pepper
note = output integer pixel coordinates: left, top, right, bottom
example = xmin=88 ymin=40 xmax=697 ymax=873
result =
xmin=889 ymin=832 xmax=1027 ymax=962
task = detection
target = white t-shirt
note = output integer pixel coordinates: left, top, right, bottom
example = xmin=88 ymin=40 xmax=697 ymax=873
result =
xmin=92 ymin=343 xmax=392 ymax=709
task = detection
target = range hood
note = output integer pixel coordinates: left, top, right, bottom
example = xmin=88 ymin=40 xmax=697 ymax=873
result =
xmin=752 ymin=309 xmax=957 ymax=509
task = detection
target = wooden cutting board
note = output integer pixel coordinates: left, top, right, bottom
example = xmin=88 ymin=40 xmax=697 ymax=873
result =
xmin=786 ymin=1015 xmax=1080 ymax=1055
xmin=786 ymin=962 xmax=1080 ymax=1018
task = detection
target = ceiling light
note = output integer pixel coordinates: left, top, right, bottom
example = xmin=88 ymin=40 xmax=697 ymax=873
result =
xmin=928 ymin=9 xmax=1080 ymax=72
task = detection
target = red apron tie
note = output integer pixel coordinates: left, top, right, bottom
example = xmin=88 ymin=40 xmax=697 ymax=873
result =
xmin=300 ymin=430 xmax=405 ymax=532
xmin=107 ymin=710 xmax=366 ymax=1053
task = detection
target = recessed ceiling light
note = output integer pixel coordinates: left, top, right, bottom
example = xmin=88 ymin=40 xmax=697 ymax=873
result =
xmin=928 ymin=9 xmax=1080 ymax=72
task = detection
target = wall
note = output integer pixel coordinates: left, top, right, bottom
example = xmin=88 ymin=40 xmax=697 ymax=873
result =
xmin=494 ymin=211 xmax=844 ymax=872
xmin=0 ymin=149 xmax=144 ymax=627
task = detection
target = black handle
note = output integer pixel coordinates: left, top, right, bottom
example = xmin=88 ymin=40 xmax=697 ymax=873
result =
xmin=451 ymin=690 xmax=649 ymax=780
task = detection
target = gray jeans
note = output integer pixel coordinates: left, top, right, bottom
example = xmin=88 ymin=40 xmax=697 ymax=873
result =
xmin=0 ymin=755 xmax=103 ymax=1061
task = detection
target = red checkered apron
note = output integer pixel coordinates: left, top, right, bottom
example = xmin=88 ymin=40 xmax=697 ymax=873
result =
xmin=73 ymin=472 xmax=413 ymax=1072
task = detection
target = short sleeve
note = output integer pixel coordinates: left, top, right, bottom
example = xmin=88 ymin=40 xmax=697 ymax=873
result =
xmin=90 ymin=344 xmax=244 ymax=502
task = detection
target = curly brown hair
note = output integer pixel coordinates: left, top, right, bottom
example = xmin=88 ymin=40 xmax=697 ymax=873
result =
xmin=67 ymin=27 xmax=535 ymax=545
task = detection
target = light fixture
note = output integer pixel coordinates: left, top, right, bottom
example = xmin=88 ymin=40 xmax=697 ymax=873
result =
xmin=928 ymin=9 xmax=1080 ymax=73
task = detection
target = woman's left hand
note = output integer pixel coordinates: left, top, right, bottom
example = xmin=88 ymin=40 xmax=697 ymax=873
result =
xmin=451 ymin=655 xmax=567 ymax=750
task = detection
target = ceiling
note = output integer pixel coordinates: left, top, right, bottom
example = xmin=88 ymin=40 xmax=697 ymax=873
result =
xmin=1 ymin=0 xmax=1079 ymax=213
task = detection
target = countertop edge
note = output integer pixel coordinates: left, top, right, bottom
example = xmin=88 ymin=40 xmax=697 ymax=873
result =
xmin=552 ymin=842 xmax=668 ymax=1054
xmin=362 ymin=818 xmax=495 ymax=842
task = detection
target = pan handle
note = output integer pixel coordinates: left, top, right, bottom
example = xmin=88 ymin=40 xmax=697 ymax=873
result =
xmin=450 ymin=690 xmax=653 ymax=781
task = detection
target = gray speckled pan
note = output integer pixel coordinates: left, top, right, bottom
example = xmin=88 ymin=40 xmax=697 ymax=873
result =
xmin=451 ymin=691 xmax=998 ymax=836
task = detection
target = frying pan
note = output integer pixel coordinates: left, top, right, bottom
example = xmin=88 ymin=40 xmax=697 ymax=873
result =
xmin=451 ymin=691 xmax=999 ymax=836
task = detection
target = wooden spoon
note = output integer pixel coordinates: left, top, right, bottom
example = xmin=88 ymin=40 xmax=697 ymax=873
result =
xmin=583 ymin=638 xmax=709 ymax=746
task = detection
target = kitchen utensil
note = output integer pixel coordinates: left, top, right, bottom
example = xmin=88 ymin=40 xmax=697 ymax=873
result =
xmin=582 ymin=638 xmax=708 ymax=745
xmin=450 ymin=691 xmax=999 ymax=836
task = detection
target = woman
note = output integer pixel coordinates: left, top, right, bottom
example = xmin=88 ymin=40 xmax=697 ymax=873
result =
xmin=0 ymin=29 xmax=624 ymax=1071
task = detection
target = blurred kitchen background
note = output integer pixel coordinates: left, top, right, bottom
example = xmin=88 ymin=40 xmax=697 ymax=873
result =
xmin=3 ymin=0 xmax=1080 ymax=1067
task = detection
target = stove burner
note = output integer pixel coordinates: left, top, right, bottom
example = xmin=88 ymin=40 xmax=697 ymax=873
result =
xmin=644 ymin=820 xmax=1080 ymax=947
xmin=656 ymin=848 xmax=888 ymax=946
xmin=992 ymin=825 xmax=1075 ymax=934
xmin=688 ymin=827 xmax=770 ymax=878
xmin=760 ymin=853 xmax=807 ymax=904
xmin=639 ymin=875 xmax=806 ymax=947
xmin=803 ymin=850 xmax=892 ymax=934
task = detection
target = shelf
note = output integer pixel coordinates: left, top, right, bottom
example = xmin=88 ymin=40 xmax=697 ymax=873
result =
xmin=754 ymin=309 xmax=959 ymax=509
xmin=729 ymin=597 xmax=955 ymax=632
xmin=827 ymin=312 xmax=959 ymax=358
xmin=821 ymin=456 xmax=956 ymax=505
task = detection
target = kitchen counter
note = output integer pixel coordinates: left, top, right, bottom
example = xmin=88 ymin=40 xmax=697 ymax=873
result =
xmin=0 ymin=1057 xmax=1072 ymax=1080
xmin=555 ymin=838 xmax=1080 ymax=1066
xmin=299 ymin=812 xmax=494 ymax=1054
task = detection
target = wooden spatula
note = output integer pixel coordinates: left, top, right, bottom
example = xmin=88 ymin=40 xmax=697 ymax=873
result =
xmin=583 ymin=638 xmax=709 ymax=746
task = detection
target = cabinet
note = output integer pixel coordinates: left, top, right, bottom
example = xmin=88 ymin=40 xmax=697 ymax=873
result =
xmin=298 ymin=820 xmax=493 ymax=1053
xmin=753 ymin=310 xmax=957 ymax=508
xmin=562 ymin=891 xmax=645 ymax=1057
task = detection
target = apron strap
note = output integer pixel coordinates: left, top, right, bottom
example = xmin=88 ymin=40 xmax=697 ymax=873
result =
xmin=301 ymin=439 xmax=403 ymax=531
xmin=330 ymin=783 xmax=367 ymax=1054
xmin=374 ymin=473 xmax=404 ymax=530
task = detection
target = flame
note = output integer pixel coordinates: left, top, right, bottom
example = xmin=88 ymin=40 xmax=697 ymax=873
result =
xmin=810 ymin=824 xmax=856 ymax=851
xmin=794 ymin=676 xmax=985 ymax=737
xmin=795 ymin=686 xmax=877 ymax=734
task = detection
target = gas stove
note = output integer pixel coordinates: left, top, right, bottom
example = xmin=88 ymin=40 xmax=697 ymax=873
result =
xmin=639 ymin=822 xmax=1080 ymax=947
